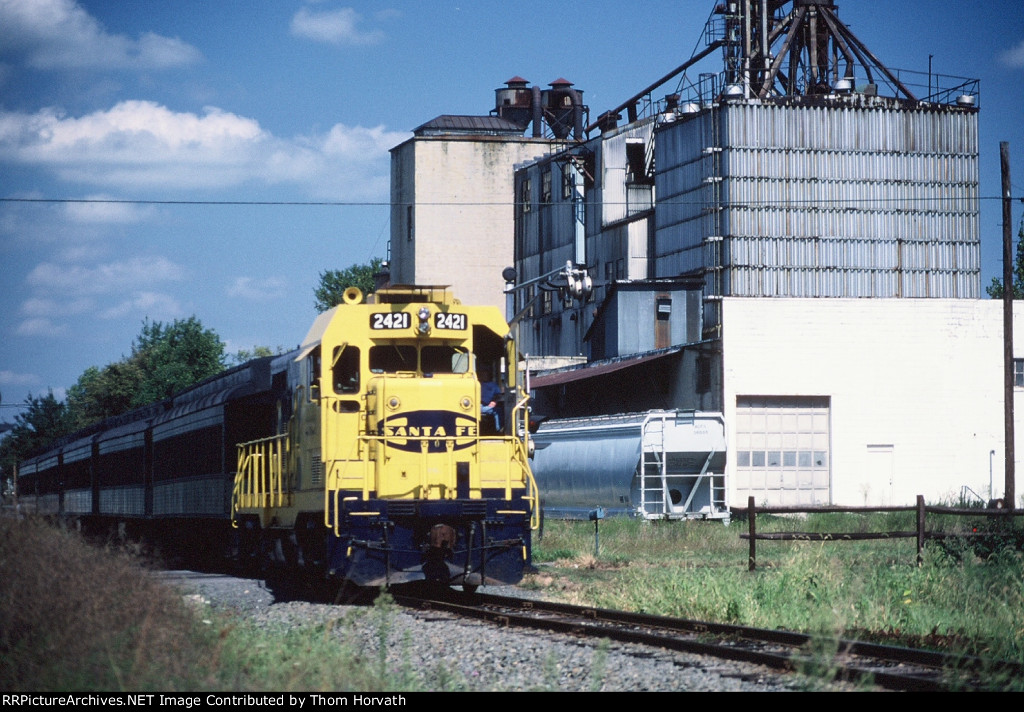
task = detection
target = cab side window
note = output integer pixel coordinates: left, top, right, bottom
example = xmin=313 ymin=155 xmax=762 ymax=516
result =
xmin=332 ymin=346 xmax=360 ymax=393
xmin=306 ymin=346 xmax=321 ymax=402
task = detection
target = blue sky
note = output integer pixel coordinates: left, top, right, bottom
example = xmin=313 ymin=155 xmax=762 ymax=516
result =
xmin=1 ymin=0 xmax=1022 ymax=421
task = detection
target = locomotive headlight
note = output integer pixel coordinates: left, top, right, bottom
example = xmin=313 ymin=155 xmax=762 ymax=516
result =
xmin=417 ymin=307 xmax=431 ymax=335
xmin=388 ymin=396 xmax=401 ymax=410
xmin=460 ymin=396 xmax=472 ymax=410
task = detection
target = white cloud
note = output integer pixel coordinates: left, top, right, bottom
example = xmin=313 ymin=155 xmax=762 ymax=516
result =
xmin=320 ymin=123 xmax=401 ymax=160
xmin=0 ymin=102 xmax=405 ymax=200
xmin=0 ymin=0 xmax=202 ymax=70
xmin=0 ymin=101 xmax=267 ymax=189
xmin=0 ymin=370 xmax=38 ymax=386
xmin=227 ymin=276 xmax=287 ymax=301
xmin=15 ymin=317 xmax=67 ymax=337
xmin=20 ymin=296 xmax=93 ymax=318
xmin=999 ymin=39 xmax=1024 ymax=68
xmin=63 ymin=196 xmax=155 ymax=224
xmin=290 ymin=6 xmax=385 ymax=46
xmin=2 ymin=101 xmax=264 ymax=162
xmin=25 ymin=256 xmax=186 ymax=296
xmin=99 ymin=291 xmax=182 ymax=320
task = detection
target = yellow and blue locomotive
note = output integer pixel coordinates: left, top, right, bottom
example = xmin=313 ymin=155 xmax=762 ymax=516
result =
xmin=232 ymin=285 xmax=539 ymax=590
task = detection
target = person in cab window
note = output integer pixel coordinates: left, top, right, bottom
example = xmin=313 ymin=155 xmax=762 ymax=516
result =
xmin=478 ymin=364 xmax=502 ymax=432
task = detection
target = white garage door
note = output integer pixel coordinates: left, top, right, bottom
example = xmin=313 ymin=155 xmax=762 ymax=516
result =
xmin=734 ymin=396 xmax=831 ymax=506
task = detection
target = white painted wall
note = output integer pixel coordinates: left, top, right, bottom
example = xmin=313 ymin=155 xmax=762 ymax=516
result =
xmin=390 ymin=136 xmax=550 ymax=309
xmin=722 ymin=298 xmax=1021 ymax=507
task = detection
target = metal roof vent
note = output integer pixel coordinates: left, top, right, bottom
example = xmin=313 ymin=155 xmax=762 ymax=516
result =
xmin=835 ymin=77 xmax=853 ymax=93
xmin=956 ymin=94 xmax=976 ymax=107
xmin=681 ymin=102 xmax=701 ymax=114
xmin=725 ymin=83 xmax=744 ymax=98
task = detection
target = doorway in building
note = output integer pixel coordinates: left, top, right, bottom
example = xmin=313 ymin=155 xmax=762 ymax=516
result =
xmin=734 ymin=396 xmax=831 ymax=506
xmin=862 ymin=444 xmax=895 ymax=506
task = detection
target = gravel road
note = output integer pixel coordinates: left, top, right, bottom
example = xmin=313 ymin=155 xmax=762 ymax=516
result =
xmin=155 ymin=569 xmax=864 ymax=692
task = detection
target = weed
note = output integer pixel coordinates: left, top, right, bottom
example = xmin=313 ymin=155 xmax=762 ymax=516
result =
xmin=534 ymin=517 xmax=1024 ymax=685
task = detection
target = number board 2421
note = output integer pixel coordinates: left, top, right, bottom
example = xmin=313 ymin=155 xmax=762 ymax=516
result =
xmin=435 ymin=313 xmax=466 ymax=330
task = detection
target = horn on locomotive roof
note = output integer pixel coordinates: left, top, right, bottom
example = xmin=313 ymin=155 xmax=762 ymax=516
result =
xmin=343 ymin=286 xmax=363 ymax=305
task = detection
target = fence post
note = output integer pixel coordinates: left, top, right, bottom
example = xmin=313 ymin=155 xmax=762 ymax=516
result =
xmin=916 ymin=495 xmax=925 ymax=566
xmin=748 ymin=495 xmax=756 ymax=571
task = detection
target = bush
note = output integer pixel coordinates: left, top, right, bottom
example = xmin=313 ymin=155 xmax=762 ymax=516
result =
xmin=0 ymin=516 xmax=208 ymax=691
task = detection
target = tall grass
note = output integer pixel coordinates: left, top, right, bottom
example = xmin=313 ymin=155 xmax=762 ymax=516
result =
xmin=0 ymin=516 xmax=557 ymax=692
xmin=4 ymin=512 xmax=1020 ymax=690
xmin=0 ymin=516 xmax=435 ymax=692
xmin=531 ymin=515 xmax=1024 ymax=678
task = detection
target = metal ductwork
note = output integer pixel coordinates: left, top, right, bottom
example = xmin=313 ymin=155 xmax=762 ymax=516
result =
xmin=493 ymin=76 xmax=587 ymax=140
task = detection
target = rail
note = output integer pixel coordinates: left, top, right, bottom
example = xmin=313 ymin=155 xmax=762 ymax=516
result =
xmin=741 ymin=495 xmax=1024 ymax=571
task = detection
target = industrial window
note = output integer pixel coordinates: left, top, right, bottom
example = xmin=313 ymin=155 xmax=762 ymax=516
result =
xmin=1015 ymin=359 xmax=1024 ymax=388
xmin=696 ymin=355 xmax=711 ymax=394
xmin=406 ymin=206 xmax=414 ymax=242
xmin=520 ymin=178 xmax=531 ymax=214
xmin=541 ymin=289 xmax=552 ymax=315
xmin=562 ymin=165 xmax=574 ymax=200
xmin=656 ymin=297 xmax=671 ymax=320
xmin=625 ymin=139 xmax=648 ymax=184
xmin=541 ymin=170 xmax=552 ymax=204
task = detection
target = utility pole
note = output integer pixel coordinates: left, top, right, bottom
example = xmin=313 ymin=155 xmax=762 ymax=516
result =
xmin=1002 ymin=142 xmax=1016 ymax=509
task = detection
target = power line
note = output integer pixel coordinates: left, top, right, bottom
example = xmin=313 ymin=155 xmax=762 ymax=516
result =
xmin=1 ymin=195 xmax=1019 ymax=208
xmin=0 ymin=197 xmax=387 ymax=206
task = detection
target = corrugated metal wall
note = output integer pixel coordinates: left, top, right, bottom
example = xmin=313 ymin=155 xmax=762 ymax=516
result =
xmin=601 ymin=120 xmax=656 ymax=226
xmin=654 ymin=102 xmax=980 ymax=300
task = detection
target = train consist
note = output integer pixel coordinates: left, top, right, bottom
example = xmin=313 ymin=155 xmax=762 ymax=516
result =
xmin=17 ymin=285 xmax=539 ymax=591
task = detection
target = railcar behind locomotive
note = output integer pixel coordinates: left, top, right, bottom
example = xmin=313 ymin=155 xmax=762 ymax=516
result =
xmin=16 ymin=285 xmax=539 ymax=592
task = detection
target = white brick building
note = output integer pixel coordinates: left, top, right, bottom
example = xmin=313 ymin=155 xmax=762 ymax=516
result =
xmin=722 ymin=298 xmax=1011 ymax=507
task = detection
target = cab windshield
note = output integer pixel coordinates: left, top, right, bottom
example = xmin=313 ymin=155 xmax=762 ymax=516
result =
xmin=368 ymin=344 xmax=469 ymax=374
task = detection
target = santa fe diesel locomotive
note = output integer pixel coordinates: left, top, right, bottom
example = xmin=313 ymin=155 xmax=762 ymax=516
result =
xmin=17 ymin=285 xmax=539 ymax=590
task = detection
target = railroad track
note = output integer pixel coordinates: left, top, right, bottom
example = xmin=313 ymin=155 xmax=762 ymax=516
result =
xmin=391 ymin=589 xmax=1021 ymax=692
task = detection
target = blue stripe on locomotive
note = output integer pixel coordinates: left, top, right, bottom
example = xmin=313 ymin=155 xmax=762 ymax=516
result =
xmin=325 ymin=493 xmax=532 ymax=587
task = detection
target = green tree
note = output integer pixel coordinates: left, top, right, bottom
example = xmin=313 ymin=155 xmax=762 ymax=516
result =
xmin=314 ymin=257 xmax=383 ymax=313
xmin=986 ymin=221 xmax=1024 ymax=298
xmin=130 ymin=317 xmax=226 ymax=405
xmin=0 ymin=392 xmax=76 ymax=468
xmin=228 ymin=345 xmax=278 ymax=367
xmin=65 ymin=361 xmax=144 ymax=429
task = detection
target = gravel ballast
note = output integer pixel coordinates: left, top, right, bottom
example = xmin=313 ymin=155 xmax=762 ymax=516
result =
xmin=159 ymin=570 xmax=862 ymax=692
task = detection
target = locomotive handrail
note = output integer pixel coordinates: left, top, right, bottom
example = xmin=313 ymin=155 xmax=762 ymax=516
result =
xmin=232 ymin=433 xmax=290 ymax=525
xmin=325 ymin=436 xmax=365 ymax=536
xmin=511 ymin=392 xmax=541 ymax=530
